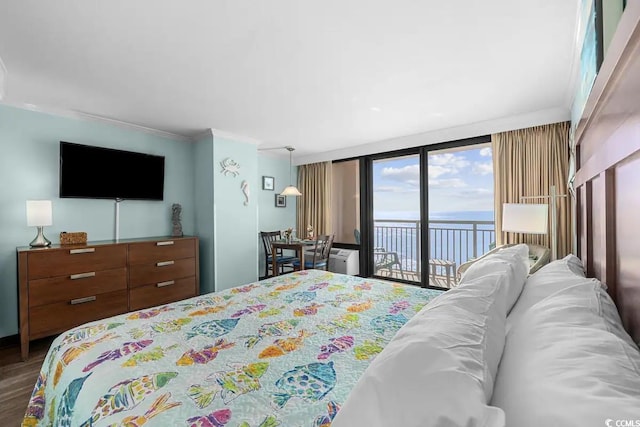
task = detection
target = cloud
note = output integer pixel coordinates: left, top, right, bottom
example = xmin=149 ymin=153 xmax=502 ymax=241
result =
xmin=381 ymin=154 xmax=471 ymax=184
xmin=428 ymin=165 xmax=453 ymax=178
xmin=428 ymin=153 xmax=471 ymax=178
xmin=479 ymin=147 xmax=492 ymax=157
xmin=428 ymin=178 xmax=467 ymax=188
xmin=429 ymin=153 xmax=470 ymax=169
xmin=458 ymin=188 xmax=492 ymax=197
xmin=472 ymin=161 xmax=493 ymax=175
xmin=381 ymin=164 xmax=419 ymax=181
xmin=374 ymin=185 xmax=418 ymax=193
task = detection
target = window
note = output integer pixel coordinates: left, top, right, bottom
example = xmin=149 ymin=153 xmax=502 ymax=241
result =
xmin=331 ymin=160 xmax=360 ymax=244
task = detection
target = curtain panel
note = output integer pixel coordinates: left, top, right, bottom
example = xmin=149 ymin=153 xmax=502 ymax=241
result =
xmin=296 ymin=162 xmax=333 ymax=237
xmin=492 ymin=121 xmax=572 ymax=258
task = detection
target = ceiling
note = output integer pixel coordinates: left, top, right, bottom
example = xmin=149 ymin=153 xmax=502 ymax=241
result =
xmin=0 ymin=1 xmax=579 ymax=162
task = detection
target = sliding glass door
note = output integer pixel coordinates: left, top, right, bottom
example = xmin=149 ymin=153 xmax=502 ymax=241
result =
xmin=371 ymin=153 xmax=421 ymax=284
xmin=366 ymin=138 xmax=494 ymax=289
xmin=427 ymin=146 xmax=495 ymax=288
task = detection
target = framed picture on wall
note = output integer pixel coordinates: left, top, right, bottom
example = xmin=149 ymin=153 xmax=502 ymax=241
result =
xmin=275 ymin=194 xmax=286 ymax=207
xmin=262 ymin=176 xmax=274 ymax=190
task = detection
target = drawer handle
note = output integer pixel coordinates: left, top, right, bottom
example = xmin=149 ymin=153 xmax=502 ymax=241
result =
xmin=70 ymin=272 xmax=96 ymax=280
xmin=156 ymin=280 xmax=175 ymax=288
xmin=70 ymin=248 xmax=95 ymax=254
xmin=70 ymin=296 xmax=96 ymax=305
xmin=156 ymin=241 xmax=174 ymax=246
xmin=156 ymin=260 xmax=175 ymax=267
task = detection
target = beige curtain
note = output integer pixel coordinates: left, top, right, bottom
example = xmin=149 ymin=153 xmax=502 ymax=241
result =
xmin=296 ymin=162 xmax=333 ymax=236
xmin=493 ymin=121 xmax=572 ymax=258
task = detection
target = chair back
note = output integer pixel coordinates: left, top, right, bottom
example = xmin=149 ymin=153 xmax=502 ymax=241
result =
xmin=260 ymin=231 xmax=282 ymax=257
xmin=312 ymin=234 xmax=335 ymax=265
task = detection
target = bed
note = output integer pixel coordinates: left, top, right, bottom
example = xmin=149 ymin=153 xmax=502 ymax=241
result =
xmin=22 ymin=5 xmax=640 ymax=424
xmin=26 ymin=244 xmax=640 ymax=427
xmin=22 ymin=270 xmax=443 ymax=426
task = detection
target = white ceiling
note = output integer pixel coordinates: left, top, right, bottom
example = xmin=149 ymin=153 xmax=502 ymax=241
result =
xmin=0 ymin=1 xmax=579 ymax=162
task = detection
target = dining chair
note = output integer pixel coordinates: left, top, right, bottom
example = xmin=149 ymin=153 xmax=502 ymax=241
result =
xmin=291 ymin=234 xmax=335 ymax=271
xmin=260 ymin=231 xmax=295 ymax=278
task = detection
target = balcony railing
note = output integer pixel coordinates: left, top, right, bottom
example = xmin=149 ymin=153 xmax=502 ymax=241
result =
xmin=373 ymin=219 xmax=495 ymax=276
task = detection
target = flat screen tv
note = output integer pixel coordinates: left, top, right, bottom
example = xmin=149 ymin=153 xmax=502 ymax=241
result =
xmin=59 ymin=141 xmax=165 ymax=200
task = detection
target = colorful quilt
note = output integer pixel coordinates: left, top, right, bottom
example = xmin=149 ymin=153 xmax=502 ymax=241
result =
xmin=23 ymin=270 xmax=443 ymax=427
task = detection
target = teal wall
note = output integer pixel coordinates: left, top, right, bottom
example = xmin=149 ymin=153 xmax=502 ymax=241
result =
xmin=193 ymin=132 xmax=215 ymax=294
xmin=212 ymin=136 xmax=259 ymax=291
xmin=0 ymin=104 xmax=196 ymax=338
xmin=0 ymin=105 xmax=297 ymax=338
xmin=257 ymin=154 xmax=297 ymax=278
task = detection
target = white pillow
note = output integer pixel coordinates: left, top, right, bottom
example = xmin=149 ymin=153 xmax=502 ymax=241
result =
xmin=506 ymin=254 xmax=589 ymax=332
xmin=533 ymin=253 xmax=586 ymax=278
xmin=332 ymin=273 xmax=509 ymax=427
xmin=492 ymin=280 xmax=640 ymax=427
xmin=460 ymin=243 xmax=529 ymax=314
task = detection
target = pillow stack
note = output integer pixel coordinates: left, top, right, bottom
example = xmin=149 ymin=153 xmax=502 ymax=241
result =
xmin=332 ymin=244 xmax=530 ymax=427
xmin=492 ymin=256 xmax=640 ymax=426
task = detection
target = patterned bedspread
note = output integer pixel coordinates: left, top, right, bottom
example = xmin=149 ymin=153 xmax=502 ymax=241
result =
xmin=23 ymin=270 xmax=443 ymax=427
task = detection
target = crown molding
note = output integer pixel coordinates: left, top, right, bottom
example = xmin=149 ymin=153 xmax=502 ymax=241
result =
xmin=295 ymin=107 xmax=570 ymax=165
xmin=0 ymin=100 xmax=193 ymax=142
xmin=190 ymin=128 xmax=213 ymax=141
xmin=210 ymin=128 xmax=262 ymax=145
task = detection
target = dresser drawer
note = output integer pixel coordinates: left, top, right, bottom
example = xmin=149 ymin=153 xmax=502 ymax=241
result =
xmin=27 ymin=245 xmax=127 ymax=280
xmin=128 ymin=238 xmax=195 ymax=265
xmin=129 ymin=257 xmax=196 ymax=288
xmin=129 ymin=276 xmax=197 ymax=311
xmin=28 ymin=267 xmax=127 ymax=308
xmin=29 ymin=290 xmax=128 ymax=339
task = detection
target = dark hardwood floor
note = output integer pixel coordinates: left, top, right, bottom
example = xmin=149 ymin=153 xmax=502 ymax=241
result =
xmin=0 ymin=337 xmax=56 ymax=427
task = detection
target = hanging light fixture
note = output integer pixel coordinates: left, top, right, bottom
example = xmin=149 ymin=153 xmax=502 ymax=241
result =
xmin=280 ymin=146 xmax=302 ymax=196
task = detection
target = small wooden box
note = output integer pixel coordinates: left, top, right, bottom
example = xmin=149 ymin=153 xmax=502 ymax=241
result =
xmin=60 ymin=232 xmax=87 ymax=245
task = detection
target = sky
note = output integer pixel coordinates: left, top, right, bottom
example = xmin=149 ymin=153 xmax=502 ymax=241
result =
xmin=373 ymin=144 xmax=494 ymax=220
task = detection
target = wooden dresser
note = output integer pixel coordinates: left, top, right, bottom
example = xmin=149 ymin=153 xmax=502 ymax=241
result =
xmin=17 ymin=236 xmax=199 ymax=360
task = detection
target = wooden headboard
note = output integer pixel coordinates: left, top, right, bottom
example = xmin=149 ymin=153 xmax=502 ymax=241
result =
xmin=574 ymin=2 xmax=640 ymax=344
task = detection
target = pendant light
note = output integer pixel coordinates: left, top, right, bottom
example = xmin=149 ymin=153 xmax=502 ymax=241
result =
xmin=280 ymin=146 xmax=302 ymax=196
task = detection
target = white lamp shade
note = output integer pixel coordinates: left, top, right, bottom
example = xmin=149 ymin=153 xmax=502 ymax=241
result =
xmin=26 ymin=200 xmax=53 ymax=227
xmin=502 ymin=203 xmax=548 ymax=234
xmin=280 ymin=185 xmax=302 ymax=196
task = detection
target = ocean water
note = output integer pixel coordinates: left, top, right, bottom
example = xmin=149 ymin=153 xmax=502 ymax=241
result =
xmin=373 ymin=210 xmax=495 ymax=274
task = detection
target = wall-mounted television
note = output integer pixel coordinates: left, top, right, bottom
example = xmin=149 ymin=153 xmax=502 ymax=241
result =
xmin=59 ymin=141 xmax=165 ymax=200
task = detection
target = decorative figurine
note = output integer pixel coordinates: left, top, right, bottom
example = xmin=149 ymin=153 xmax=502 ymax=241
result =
xmin=220 ymin=158 xmax=241 ymax=177
xmin=241 ymin=180 xmax=250 ymax=206
xmin=171 ymin=203 xmax=183 ymax=237
xmin=307 ymin=224 xmax=314 ymax=240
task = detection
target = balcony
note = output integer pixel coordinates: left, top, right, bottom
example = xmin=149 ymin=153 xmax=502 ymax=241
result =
xmin=373 ymin=219 xmax=495 ymax=288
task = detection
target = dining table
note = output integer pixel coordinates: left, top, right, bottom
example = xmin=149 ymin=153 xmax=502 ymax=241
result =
xmin=271 ymin=239 xmax=316 ymax=276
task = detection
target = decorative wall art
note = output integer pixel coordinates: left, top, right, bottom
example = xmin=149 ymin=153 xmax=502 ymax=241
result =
xmin=275 ymin=194 xmax=286 ymax=207
xmin=262 ymin=176 xmax=274 ymax=190
xmin=220 ymin=158 xmax=241 ymax=177
xmin=241 ymin=180 xmax=250 ymax=206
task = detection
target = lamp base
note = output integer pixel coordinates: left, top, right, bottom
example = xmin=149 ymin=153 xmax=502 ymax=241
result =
xmin=30 ymin=226 xmax=51 ymax=247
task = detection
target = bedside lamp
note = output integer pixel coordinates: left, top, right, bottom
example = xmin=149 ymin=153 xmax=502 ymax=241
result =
xmin=502 ymin=202 xmax=549 ymax=255
xmin=26 ymin=200 xmax=53 ymax=247
xmin=502 ymin=203 xmax=548 ymax=234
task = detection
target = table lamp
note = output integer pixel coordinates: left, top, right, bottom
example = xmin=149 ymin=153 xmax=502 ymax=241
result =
xmin=27 ymin=200 xmax=53 ymax=247
xmin=502 ymin=203 xmax=548 ymax=234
